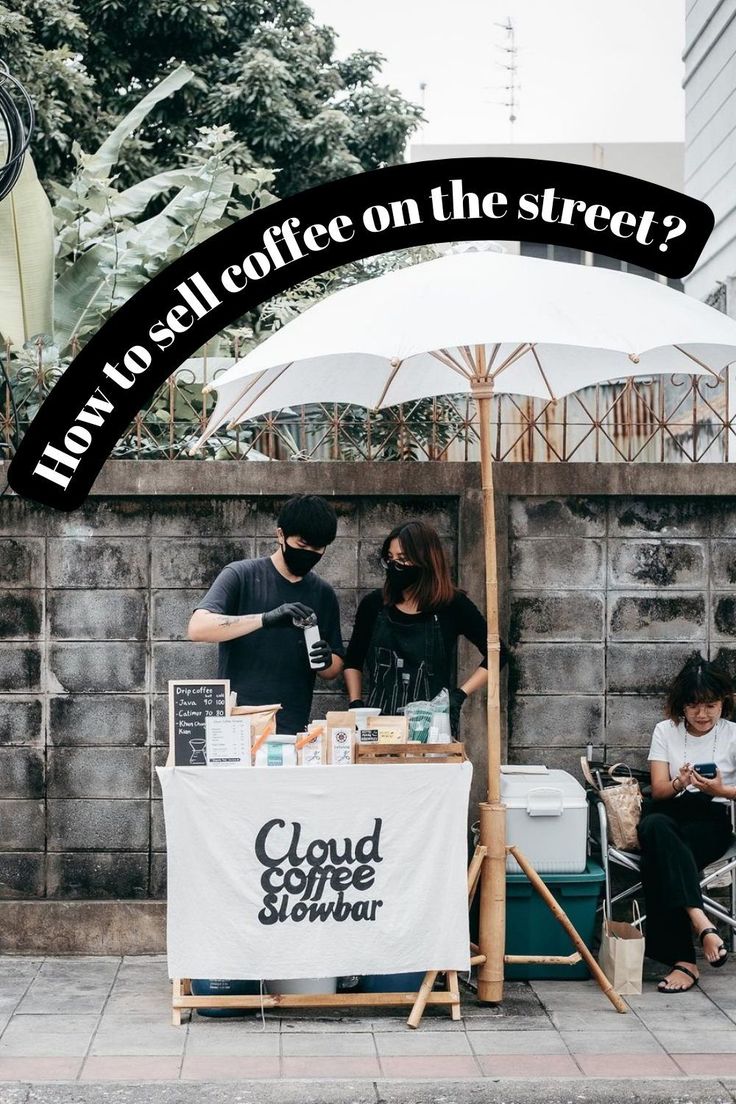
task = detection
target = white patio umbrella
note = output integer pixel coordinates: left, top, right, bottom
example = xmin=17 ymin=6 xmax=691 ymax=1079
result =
xmin=193 ymin=250 xmax=736 ymax=1002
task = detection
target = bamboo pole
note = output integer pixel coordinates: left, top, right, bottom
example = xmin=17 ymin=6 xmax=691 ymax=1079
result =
xmin=471 ymin=378 xmax=506 ymax=1004
xmin=467 ymin=844 xmax=487 ymax=906
xmin=504 ymin=954 xmax=581 ymax=965
xmin=507 ymin=845 xmax=627 ymax=1014
xmin=407 ymin=970 xmax=439 ymax=1028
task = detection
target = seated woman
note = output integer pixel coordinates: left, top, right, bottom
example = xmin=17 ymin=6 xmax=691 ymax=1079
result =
xmin=344 ymin=519 xmax=507 ymax=737
xmin=639 ymin=656 xmax=736 ymax=993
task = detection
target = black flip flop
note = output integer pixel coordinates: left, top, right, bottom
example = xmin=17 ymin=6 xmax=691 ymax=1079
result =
xmin=699 ymin=926 xmax=729 ymax=968
xmin=657 ymin=964 xmax=699 ymax=993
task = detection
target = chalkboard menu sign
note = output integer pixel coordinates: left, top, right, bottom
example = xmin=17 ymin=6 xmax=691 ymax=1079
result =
xmin=168 ymin=680 xmax=230 ymax=766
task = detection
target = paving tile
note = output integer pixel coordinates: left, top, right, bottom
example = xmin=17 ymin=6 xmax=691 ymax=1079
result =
xmin=80 ymin=1056 xmax=182 ymax=1080
xmin=378 ymin=1055 xmax=481 ymax=1078
xmin=17 ymin=958 xmax=118 ymax=1014
xmin=634 ymin=1010 xmax=734 ymax=1031
xmin=0 ymin=1014 xmax=97 ymax=1057
xmin=652 ymin=1030 xmax=736 ymax=1053
xmin=280 ymin=1017 xmax=372 ymax=1033
xmin=282 ymin=1056 xmax=382 ymax=1078
xmin=626 ymin=990 xmax=715 ymax=1010
xmin=576 ymin=1053 xmax=681 ymax=1077
xmin=191 ymin=1012 xmax=281 ymax=1033
xmin=674 ymin=1054 xmax=736 ymax=1075
xmin=375 ymin=1032 xmax=472 ymax=1056
xmin=548 ymin=1008 xmax=644 ymax=1031
xmin=562 ymin=1030 xmax=665 ymax=1054
xmin=281 ymin=1033 xmax=376 ymax=1057
xmin=530 ymin=981 xmax=601 ymax=1001
xmin=0 ymin=959 xmax=43 ymax=981
xmin=371 ymin=1017 xmax=467 ymax=1032
xmin=89 ymin=1015 xmax=186 ymax=1056
xmin=180 ymin=1056 xmax=280 ymax=1079
xmin=464 ymin=1016 xmax=553 ymax=1031
xmin=185 ymin=1026 xmax=281 ymax=1057
xmin=476 ymin=1054 xmax=582 ymax=1077
xmin=469 ymin=1029 xmax=568 ymax=1055
xmin=103 ymin=991 xmax=174 ymax=1016
xmin=0 ymin=991 xmax=29 ymax=1016
xmin=103 ymin=964 xmax=175 ymax=1016
xmin=0 ymin=1056 xmax=82 ymax=1080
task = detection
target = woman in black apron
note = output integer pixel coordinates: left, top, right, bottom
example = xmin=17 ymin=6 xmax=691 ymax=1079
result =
xmin=344 ymin=520 xmax=505 ymax=736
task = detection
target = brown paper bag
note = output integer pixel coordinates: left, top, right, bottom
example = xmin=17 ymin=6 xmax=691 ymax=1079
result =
xmin=231 ymin=704 xmax=281 ymax=759
xmin=598 ymin=904 xmax=644 ymax=995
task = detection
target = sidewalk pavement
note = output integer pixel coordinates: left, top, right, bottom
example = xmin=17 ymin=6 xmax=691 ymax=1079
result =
xmin=1 ymin=954 xmax=736 ymax=1102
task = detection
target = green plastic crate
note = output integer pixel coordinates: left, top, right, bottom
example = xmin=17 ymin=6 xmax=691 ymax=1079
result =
xmin=504 ymin=860 xmax=605 ymax=980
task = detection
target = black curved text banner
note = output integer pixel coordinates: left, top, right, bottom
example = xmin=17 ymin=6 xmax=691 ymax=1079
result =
xmin=7 ymin=157 xmax=714 ymax=510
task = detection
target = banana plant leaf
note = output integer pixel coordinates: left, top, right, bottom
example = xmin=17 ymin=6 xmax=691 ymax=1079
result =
xmin=0 ymin=154 xmax=54 ymax=346
xmin=82 ymin=65 xmax=194 ymax=181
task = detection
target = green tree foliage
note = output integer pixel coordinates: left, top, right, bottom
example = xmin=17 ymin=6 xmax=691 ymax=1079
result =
xmin=0 ymin=0 xmax=104 ymax=183
xmin=1 ymin=0 xmax=423 ymax=195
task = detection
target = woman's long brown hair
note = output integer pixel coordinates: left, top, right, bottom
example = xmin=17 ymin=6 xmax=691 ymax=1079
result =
xmin=380 ymin=520 xmax=456 ymax=610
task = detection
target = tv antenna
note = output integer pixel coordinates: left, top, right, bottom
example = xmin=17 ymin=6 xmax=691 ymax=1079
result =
xmin=492 ymin=17 xmax=519 ymax=140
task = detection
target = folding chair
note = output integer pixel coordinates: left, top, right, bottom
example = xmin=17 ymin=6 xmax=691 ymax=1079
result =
xmin=594 ymin=792 xmax=736 ymax=950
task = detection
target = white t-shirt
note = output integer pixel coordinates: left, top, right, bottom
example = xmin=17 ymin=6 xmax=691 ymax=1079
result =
xmin=648 ymin=718 xmax=736 ymax=800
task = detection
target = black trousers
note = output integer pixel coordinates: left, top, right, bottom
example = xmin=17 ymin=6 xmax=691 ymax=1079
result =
xmin=637 ymin=793 xmax=732 ymax=966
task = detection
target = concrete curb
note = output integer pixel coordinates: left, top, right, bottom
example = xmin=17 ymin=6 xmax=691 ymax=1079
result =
xmin=2 ymin=1080 xmax=736 ymax=1104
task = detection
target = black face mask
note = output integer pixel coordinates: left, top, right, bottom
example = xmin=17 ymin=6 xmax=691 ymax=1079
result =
xmin=386 ymin=561 xmax=422 ymax=599
xmin=281 ymin=541 xmax=323 ymax=577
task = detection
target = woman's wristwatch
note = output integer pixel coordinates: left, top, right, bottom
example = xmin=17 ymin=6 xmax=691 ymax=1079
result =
xmin=672 ymin=776 xmax=682 ymax=794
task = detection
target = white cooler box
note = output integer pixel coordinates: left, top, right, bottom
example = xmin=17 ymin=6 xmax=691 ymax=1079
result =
xmin=501 ymin=765 xmax=588 ymax=874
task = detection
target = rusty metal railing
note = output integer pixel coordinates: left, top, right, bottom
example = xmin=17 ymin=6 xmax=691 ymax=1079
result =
xmin=2 ymin=339 xmax=734 ymax=463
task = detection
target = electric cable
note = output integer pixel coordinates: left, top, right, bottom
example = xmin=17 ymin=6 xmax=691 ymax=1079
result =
xmin=0 ymin=61 xmax=35 ymax=491
xmin=0 ymin=59 xmax=34 ymax=202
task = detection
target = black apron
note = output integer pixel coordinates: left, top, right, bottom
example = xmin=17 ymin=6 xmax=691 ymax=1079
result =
xmin=365 ymin=606 xmax=449 ymax=715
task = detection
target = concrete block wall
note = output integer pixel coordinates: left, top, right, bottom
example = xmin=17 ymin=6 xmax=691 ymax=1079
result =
xmin=0 ymin=481 xmax=460 ymax=906
xmin=507 ymin=494 xmax=736 ymax=777
xmin=2 ymin=459 xmax=736 ymax=950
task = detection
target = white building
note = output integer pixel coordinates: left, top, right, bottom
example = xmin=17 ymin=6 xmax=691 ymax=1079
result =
xmin=411 ymin=141 xmax=683 ymax=191
xmin=410 ymin=142 xmax=683 ymax=284
xmin=683 ymin=1 xmax=736 ymax=311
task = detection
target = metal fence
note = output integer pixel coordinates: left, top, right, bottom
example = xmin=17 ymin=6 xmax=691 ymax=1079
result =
xmin=2 ymin=340 xmax=735 ymax=463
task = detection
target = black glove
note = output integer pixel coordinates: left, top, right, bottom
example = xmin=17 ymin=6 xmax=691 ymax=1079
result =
xmin=348 ymin=699 xmax=365 ymax=709
xmin=262 ymin=602 xmax=315 ymax=630
xmin=449 ymin=688 xmax=467 ymax=737
xmin=309 ymin=639 xmax=332 ymax=670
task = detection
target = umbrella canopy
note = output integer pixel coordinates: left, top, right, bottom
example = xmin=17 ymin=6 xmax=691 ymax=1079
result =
xmin=196 ymin=251 xmax=736 ymax=441
xmin=194 ymin=249 xmax=736 ymax=1006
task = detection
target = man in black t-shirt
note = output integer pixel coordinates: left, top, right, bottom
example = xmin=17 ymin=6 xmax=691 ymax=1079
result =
xmin=188 ymin=495 xmax=344 ymax=733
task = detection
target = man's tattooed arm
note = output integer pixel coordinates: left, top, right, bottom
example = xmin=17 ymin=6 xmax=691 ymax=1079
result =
xmin=188 ymin=610 xmax=264 ymax=642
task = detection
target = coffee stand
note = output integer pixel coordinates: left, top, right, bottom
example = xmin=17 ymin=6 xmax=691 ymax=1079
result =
xmin=161 ymin=680 xmax=625 ymax=1027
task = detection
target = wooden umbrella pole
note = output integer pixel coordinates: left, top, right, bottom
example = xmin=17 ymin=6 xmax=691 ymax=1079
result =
xmin=470 ymin=377 xmax=506 ymax=1004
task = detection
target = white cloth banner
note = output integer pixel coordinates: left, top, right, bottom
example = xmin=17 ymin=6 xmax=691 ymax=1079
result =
xmin=157 ymin=763 xmax=472 ymax=979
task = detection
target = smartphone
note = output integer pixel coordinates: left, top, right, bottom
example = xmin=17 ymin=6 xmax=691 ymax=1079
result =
xmin=693 ymin=762 xmax=718 ymax=779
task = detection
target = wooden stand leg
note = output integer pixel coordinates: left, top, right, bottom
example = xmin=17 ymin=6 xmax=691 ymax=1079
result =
xmin=508 ymin=845 xmax=627 ymax=1014
xmin=446 ymin=971 xmax=461 ymax=1021
xmin=407 ymin=970 xmax=439 ymax=1029
xmin=477 ymin=801 xmax=505 ymax=1003
xmin=172 ymin=978 xmax=182 ymax=1026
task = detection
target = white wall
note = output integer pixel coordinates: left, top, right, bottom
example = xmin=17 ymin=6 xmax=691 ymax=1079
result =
xmin=409 ymin=142 xmax=684 ymax=191
xmin=683 ymin=0 xmax=736 ymax=303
